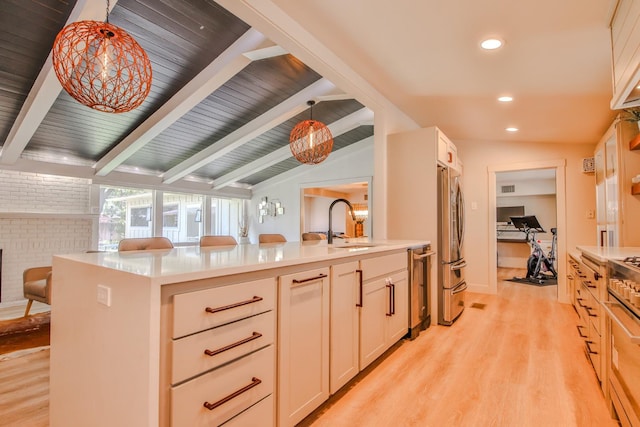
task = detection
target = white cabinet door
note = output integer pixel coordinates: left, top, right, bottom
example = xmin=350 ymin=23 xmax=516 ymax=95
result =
xmin=278 ymin=267 xmax=330 ymax=427
xmin=359 ymin=275 xmax=389 ymax=369
xmin=329 ymin=261 xmax=360 ymax=394
xmin=386 ymin=271 xmax=409 ymax=344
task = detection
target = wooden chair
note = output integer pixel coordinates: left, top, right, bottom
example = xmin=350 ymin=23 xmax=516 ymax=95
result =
xmin=118 ymin=237 xmax=174 ymax=251
xmin=258 ymin=233 xmax=287 ymax=243
xmin=200 ymin=235 xmax=237 ymax=247
xmin=23 ymin=266 xmax=52 ymax=317
xmin=302 ymin=232 xmax=326 ymax=241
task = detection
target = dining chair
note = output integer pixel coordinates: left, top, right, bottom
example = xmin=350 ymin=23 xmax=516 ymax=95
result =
xmin=258 ymin=233 xmax=287 ymax=243
xmin=23 ymin=266 xmax=52 ymax=317
xmin=118 ymin=237 xmax=174 ymax=251
xmin=302 ymin=232 xmax=326 ymax=241
xmin=200 ymin=235 xmax=238 ymax=247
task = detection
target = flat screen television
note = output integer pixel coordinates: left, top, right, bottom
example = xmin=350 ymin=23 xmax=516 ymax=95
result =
xmin=496 ymin=206 xmax=525 ymax=223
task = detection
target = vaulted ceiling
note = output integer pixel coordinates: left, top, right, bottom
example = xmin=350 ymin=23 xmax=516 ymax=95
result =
xmin=0 ymin=0 xmax=620 ymax=199
xmin=0 ymin=0 xmax=374 ymax=198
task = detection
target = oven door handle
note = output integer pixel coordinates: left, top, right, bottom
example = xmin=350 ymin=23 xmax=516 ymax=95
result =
xmin=413 ymin=251 xmax=435 ymax=261
xmin=450 ymin=259 xmax=467 ymax=271
xmin=601 ymin=301 xmax=640 ymax=344
xmin=452 ymin=281 xmax=467 ymax=295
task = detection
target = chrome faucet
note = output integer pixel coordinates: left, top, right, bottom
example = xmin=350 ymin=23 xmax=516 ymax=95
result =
xmin=328 ymin=198 xmax=356 ymax=244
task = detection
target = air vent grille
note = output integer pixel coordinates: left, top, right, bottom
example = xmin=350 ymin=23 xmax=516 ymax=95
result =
xmin=501 ymin=185 xmax=515 ymax=194
xmin=582 ymin=157 xmax=595 ymax=174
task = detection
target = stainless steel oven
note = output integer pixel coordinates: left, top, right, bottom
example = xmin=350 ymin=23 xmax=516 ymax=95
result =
xmin=602 ymin=258 xmax=640 ymax=426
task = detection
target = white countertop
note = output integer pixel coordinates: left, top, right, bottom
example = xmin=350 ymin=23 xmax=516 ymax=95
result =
xmin=54 ymin=239 xmax=429 ymax=285
xmin=576 ymin=246 xmax=640 ymax=263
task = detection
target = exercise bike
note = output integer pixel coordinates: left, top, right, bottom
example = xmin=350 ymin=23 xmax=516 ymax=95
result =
xmin=510 ymin=215 xmax=557 ymax=284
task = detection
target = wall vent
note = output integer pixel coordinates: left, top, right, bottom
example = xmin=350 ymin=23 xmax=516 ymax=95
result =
xmin=501 ymin=184 xmax=515 ymax=194
xmin=582 ymin=157 xmax=595 ymax=174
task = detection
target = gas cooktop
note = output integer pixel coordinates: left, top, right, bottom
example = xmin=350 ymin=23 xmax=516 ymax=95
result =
xmin=622 ymin=256 xmax=640 ymax=269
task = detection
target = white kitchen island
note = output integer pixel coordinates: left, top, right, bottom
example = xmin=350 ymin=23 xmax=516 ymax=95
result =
xmin=49 ymin=240 xmax=426 ymax=427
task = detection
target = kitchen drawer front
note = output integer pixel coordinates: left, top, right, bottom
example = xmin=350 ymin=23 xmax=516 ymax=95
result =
xmin=173 ymin=278 xmax=275 ymax=338
xmin=223 ymin=395 xmax=274 ymax=427
xmin=171 ymin=311 xmax=275 ymax=384
xmin=171 ymin=345 xmax=274 ymax=427
xmin=361 ymin=252 xmax=406 ymax=281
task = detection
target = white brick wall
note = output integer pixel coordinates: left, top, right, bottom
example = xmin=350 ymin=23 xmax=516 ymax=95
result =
xmin=0 ymin=170 xmax=94 ymax=303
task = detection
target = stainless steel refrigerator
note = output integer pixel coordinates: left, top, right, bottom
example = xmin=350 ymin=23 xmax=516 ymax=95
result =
xmin=437 ymin=165 xmax=466 ymax=325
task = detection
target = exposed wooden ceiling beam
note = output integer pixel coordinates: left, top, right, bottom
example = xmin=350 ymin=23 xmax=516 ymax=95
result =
xmin=211 ymin=107 xmax=373 ymax=189
xmin=161 ymin=77 xmax=337 ymax=184
xmin=93 ymin=28 xmax=268 ymax=176
xmin=0 ymin=0 xmax=116 ymax=165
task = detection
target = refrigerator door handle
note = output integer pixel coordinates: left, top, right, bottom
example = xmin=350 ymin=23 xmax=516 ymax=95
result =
xmin=451 ymin=259 xmax=467 ymax=270
xmin=452 ymin=281 xmax=467 ymax=295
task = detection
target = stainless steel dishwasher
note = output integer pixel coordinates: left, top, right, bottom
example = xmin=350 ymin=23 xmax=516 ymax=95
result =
xmin=408 ymin=244 xmax=434 ymax=339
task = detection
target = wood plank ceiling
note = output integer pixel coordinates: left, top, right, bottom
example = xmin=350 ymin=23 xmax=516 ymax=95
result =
xmin=0 ymin=0 xmax=374 ymax=196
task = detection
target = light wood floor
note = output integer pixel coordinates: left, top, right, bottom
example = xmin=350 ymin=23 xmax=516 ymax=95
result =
xmin=301 ymin=268 xmax=617 ymax=427
xmin=0 ymin=269 xmax=618 ymax=426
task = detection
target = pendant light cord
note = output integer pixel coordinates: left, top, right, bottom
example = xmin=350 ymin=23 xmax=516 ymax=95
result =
xmin=106 ymin=0 xmax=110 ymax=23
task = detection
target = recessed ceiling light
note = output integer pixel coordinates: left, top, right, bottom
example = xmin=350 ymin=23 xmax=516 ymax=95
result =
xmin=506 ymin=127 xmax=519 ymax=132
xmin=481 ymin=38 xmax=503 ymax=50
xmin=498 ymin=96 xmax=513 ymax=102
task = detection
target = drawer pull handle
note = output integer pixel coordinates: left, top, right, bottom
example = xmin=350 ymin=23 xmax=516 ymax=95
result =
xmin=576 ymin=325 xmax=587 ymax=338
xmin=204 ymin=332 xmax=263 ymax=357
xmin=585 ymin=340 xmax=598 ymax=355
xmin=583 ymin=280 xmax=596 ymax=289
xmin=205 ymin=296 xmax=263 ymax=314
xmin=586 ymin=307 xmax=598 ymax=318
xmin=292 ymin=273 xmax=328 ymax=285
xmin=203 ymin=377 xmax=262 ymax=411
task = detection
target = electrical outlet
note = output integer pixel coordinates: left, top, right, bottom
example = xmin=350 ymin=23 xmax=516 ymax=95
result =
xmin=586 ymin=209 xmax=595 ymax=219
xmin=97 ymin=284 xmax=111 ymax=307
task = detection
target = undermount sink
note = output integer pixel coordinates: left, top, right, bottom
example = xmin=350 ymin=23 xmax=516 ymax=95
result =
xmin=331 ymin=243 xmax=378 ymax=249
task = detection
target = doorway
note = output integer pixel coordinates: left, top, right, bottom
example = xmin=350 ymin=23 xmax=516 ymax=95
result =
xmin=495 ymin=168 xmax=558 ymax=297
xmin=487 ymin=160 xmax=568 ymax=302
xmin=299 ymin=178 xmax=371 ymax=240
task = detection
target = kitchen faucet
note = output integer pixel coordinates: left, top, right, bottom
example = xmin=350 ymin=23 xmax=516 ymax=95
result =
xmin=328 ymin=198 xmax=356 ymax=244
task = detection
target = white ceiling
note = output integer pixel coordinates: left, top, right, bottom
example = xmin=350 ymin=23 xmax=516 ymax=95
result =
xmin=272 ymin=0 xmax=618 ymax=144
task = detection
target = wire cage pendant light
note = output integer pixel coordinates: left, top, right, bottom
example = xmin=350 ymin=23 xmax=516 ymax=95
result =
xmin=289 ymin=100 xmax=333 ymax=165
xmin=52 ymin=0 xmax=152 ymax=113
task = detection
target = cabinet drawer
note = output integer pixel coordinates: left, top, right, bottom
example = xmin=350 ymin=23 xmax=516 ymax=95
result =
xmin=361 ymin=252 xmax=407 ymax=281
xmin=173 ymin=278 xmax=275 ymax=338
xmin=171 ymin=310 xmax=275 ymax=384
xmin=171 ymin=345 xmax=274 ymax=427
xmin=224 ymin=394 xmax=274 ymax=427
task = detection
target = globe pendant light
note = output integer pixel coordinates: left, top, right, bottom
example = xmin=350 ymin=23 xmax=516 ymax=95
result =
xmin=289 ymin=100 xmax=333 ymax=165
xmin=52 ymin=0 xmax=152 ymax=113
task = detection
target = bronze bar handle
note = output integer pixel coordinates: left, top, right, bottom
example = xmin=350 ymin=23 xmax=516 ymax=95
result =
xmin=576 ymin=297 xmax=586 ymax=308
xmin=390 ymin=283 xmax=396 ymax=315
xmin=292 ymin=273 xmax=327 ymax=285
xmin=203 ymin=377 xmax=262 ymax=411
xmin=585 ymin=340 xmax=598 ymax=355
xmin=386 ymin=282 xmax=393 ymax=316
xmin=356 ymin=269 xmax=363 ymax=307
xmin=204 ymin=332 xmax=262 ymax=357
xmin=576 ymin=325 xmax=587 ymax=338
xmin=583 ymin=280 xmax=596 ymax=289
xmin=567 ymin=274 xmax=574 ymax=280
xmin=205 ymin=296 xmax=263 ymax=314
xmin=586 ymin=307 xmax=598 ymax=318
xmin=600 ymin=230 xmax=606 ymax=247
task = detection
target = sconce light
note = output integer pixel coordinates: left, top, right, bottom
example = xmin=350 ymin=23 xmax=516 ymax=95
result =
xmin=257 ymin=197 xmax=285 ymax=223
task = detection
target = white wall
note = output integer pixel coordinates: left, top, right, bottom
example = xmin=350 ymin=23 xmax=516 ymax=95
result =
xmin=0 ymin=171 xmax=95 ymax=303
xmin=249 ymin=139 xmax=374 ymax=242
xmin=455 ymin=139 xmax=597 ymax=295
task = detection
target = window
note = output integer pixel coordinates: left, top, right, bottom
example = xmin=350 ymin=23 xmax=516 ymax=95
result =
xmin=163 ymin=203 xmax=179 ymax=228
xmin=131 ymin=207 xmax=151 ymax=227
xmin=98 ymin=186 xmax=152 ymax=250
